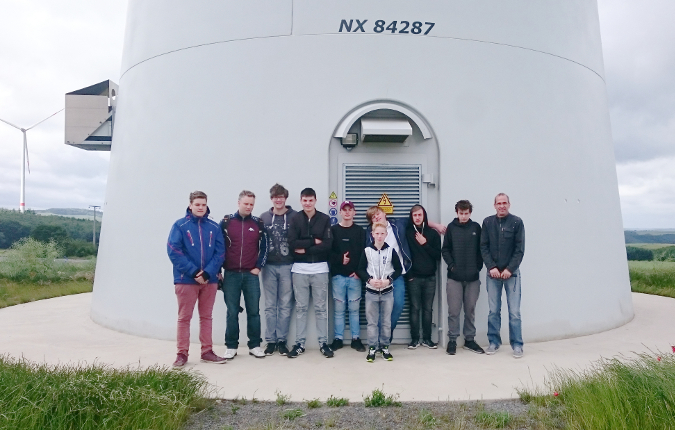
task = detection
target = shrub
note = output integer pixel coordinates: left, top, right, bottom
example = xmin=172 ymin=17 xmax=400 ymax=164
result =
xmin=307 ymin=398 xmax=322 ymax=408
xmin=626 ymin=246 xmax=653 ymax=261
xmin=0 ymin=238 xmax=95 ymax=283
xmin=0 ymin=355 xmax=209 ymax=430
xmin=0 ymin=220 xmax=30 ymax=248
xmin=63 ymin=240 xmax=97 ymax=257
xmin=363 ymin=387 xmax=401 ymax=407
xmin=326 ymin=395 xmax=349 ymax=407
xmin=275 ymin=390 xmax=291 ymax=405
xmin=654 ymin=246 xmax=675 ymax=262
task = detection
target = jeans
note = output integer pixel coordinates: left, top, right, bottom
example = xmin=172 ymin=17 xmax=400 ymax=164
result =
xmin=175 ymin=283 xmax=217 ymax=356
xmin=292 ymin=273 xmax=329 ymax=347
xmin=446 ymin=279 xmax=480 ymax=342
xmin=261 ymin=264 xmax=294 ymax=343
xmin=365 ymin=291 xmax=394 ymax=348
xmin=486 ymin=269 xmax=523 ymax=348
xmin=223 ymin=271 xmax=262 ymax=349
xmin=331 ymin=275 xmax=362 ymax=340
xmin=407 ymin=275 xmax=436 ymax=341
xmin=391 ymin=276 xmax=406 ymax=332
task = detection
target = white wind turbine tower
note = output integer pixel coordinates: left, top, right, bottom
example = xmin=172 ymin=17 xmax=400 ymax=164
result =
xmin=0 ymin=109 xmax=63 ymax=213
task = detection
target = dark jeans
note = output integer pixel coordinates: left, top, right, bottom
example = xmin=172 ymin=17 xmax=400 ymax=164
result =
xmin=407 ymin=275 xmax=436 ymax=341
xmin=223 ymin=270 xmax=262 ymax=349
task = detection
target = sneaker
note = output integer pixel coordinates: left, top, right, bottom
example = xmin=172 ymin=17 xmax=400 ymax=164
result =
xmin=277 ymin=341 xmax=289 ymax=356
xmin=200 ymin=350 xmax=226 ymax=364
xmin=421 ymin=339 xmax=438 ymax=349
xmin=366 ymin=347 xmax=377 ymax=362
xmin=446 ymin=340 xmax=457 ymax=355
xmin=485 ymin=344 xmax=500 ymax=355
xmin=287 ymin=344 xmax=305 ymax=358
xmin=264 ymin=343 xmax=276 ymax=356
xmin=330 ymin=338 xmax=343 ymax=351
xmin=513 ymin=346 xmax=524 ymax=359
xmin=351 ymin=338 xmax=366 ymax=352
xmin=463 ymin=340 xmax=485 ymax=354
xmin=408 ymin=340 xmax=420 ymax=350
xmin=249 ymin=346 xmax=265 ymax=358
xmin=381 ymin=346 xmax=394 ymax=361
xmin=223 ymin=348 xmax=238 ymax=360
xmin=320 ymin=343 xmax=334 ymax=358
xmin=172 ymin=353 xmax=188 ymax=369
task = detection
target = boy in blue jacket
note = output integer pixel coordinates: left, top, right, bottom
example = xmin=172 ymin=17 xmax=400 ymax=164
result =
xmin=167 ymin=191 xmax=226 ymax=368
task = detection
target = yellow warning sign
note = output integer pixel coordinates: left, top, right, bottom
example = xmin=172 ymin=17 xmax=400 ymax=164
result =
xmin=377 ymin=193 xmax=394 ymax=214
xmin=329 ymin=191 xmax=338 ymax=200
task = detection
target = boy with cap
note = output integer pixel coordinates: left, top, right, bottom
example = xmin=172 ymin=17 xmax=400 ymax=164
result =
xmin=329 ymin=201 xmax=366 ymax=352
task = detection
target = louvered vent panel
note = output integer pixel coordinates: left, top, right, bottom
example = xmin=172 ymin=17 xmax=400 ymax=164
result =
xmin=343 ymin=164 xmax=422 ymax=333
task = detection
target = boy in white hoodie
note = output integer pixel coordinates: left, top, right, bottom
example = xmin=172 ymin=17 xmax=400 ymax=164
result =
xmin=357 ymin=223 xmax=403 ymax=362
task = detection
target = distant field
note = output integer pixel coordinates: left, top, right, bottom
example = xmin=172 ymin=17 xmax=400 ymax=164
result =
xmin=629 ymin=243 xmax=675 ymax=250
xmin=628 ymin=261 xmax=675 ymax=299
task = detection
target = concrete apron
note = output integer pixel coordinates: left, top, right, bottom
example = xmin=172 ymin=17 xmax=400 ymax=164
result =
xmin=0 ymin=293 xmax=672 ymax=402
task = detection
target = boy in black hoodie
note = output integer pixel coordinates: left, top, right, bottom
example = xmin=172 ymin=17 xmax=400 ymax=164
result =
xmin=441 ymin=200 xmax=484 ymax=355
xmin=405 ymin=205 xmax=442 ymax=349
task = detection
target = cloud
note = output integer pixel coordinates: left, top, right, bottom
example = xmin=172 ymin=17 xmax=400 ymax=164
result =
xmin=617 ymin=157 xmax=675 ymax=228
xmin=598 ymin=0 xmax=675 ymax=163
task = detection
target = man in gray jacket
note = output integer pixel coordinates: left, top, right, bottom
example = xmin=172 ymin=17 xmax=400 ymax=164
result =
xmin=260 ymin=184 xmax=297 ymax=356
xmin=480 ymin=193 xmax=525 ymax=358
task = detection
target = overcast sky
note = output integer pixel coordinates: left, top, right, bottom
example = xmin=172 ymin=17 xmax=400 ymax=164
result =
xmin=0 ymin=1 xmax=673 ymax=228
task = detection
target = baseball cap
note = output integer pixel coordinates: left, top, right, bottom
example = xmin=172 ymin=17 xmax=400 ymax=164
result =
xmin=340 ymin=201 xmax=355 ymax=210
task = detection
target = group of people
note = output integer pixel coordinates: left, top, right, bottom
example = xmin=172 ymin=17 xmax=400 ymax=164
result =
xmin=167 ymin=185 xmax=525 ymax=368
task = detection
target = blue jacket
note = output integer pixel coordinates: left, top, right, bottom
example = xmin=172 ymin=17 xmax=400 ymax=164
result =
xmin=366 ymin=217 xmax=412 ymax=273
xmin=167 ymin=207 xmax=226 ymax=284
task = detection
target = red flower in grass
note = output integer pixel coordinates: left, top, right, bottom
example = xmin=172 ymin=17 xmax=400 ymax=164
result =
xmin=554 ymin=391 xmax=559 ymax=397
xmin=657 ymin=356 xmax=662 ymax=362
xmin=671 ymin=345 xmax=675 ymax=353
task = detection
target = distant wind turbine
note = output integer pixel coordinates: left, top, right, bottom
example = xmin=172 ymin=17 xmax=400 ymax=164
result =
xmin=0 ymin=109 xmax=64 ymax=213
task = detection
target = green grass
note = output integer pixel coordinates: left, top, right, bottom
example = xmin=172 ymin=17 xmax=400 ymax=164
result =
xmin=474 ymin=410 xmax=512 ymax=428
xmin=363 ymin=387 xmax=401 ymax=407
xmin=0 ymin=355 xmax=210 ymax=430
xmin=281 ymin=408 xmax=305 ymax=420
xmin=306 ymin=398 xmax=322 ymax=408
xmin=520 ymin=352 xmax=675 ymax=430
xmin=628 ymin=261 xmax=675 ymax=298
xmin=325 ymin=395 xmax=349 ymax=407
xmin=0 ymin=279 xmax=93 ymax=309
xmin=275 ymin=390 xmax=291 ymax=405
xmin=629 ymin=243 xmax=675 ymax=250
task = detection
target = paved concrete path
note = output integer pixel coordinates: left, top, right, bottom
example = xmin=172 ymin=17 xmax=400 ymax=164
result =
xmin=0 ymin=293 xmax=673 ymax=402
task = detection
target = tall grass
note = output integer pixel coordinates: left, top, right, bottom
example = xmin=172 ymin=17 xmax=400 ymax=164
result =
xmin=0 ymin=355 xmax=210 ymax=430
xmin=0 ymin=238 xmax=95 ymax=283
xmin=629 ymin=261 xmax=675 ymax=298
xmin=521 ymin=352 xmax=675 ymax=430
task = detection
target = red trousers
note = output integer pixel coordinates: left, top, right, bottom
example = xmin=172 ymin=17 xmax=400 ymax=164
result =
xmin=175 ymin=283 xmax=217 ymax=356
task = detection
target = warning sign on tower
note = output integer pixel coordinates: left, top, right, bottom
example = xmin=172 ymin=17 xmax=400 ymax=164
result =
xmin=377 ymin=193 xmax=394 ymax=214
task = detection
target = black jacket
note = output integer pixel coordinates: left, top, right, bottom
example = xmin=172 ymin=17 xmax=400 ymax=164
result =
xmin=441 ymin=218 xmax=483 ymax=282
xmin=330 ymin=223 xmax=366 ymax=277
xmin=405 ymin=207 xmax=441 ymax=278
xmin=288 ymin=210 xmax=332 ymax=264
xmin=480 ymin=213 xmax=525 ymax=273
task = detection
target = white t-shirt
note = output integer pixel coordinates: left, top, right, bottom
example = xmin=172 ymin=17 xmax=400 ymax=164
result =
xmin=292 ymin=262 xmax=329 ymax=274
xmin=385 ymin=221 xmax=407 ymax=275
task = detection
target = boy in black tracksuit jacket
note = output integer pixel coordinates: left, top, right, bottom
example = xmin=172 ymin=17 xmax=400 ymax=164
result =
xmin=405 ymin=205 xmax=442 ymax=349
xmin=441 ymin=199 xmax=485 ymax=355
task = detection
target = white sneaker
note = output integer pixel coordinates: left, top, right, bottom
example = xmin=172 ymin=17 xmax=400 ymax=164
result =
xmin=485 ymin=344 xmax=500 ymax=355
xmin=223 ymin=348 xmax=238 ymax=360
xmin=249 ymin=346 xmax=265 ymax=358
xmin=513 ymin=346 xmax=524 ymax=359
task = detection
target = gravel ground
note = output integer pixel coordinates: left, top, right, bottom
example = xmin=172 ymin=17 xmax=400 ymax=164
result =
xmin=184 ymin=397 xmax=562 ymax=429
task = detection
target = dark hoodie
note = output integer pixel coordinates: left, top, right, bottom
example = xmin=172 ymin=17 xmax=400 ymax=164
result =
xmin=442 ymin=218 xmax=483 ymax=282
xmin=405 ymin=206 xmax=441 ymax=277
xmin=260 ymin=206 xmax=297 ymax=265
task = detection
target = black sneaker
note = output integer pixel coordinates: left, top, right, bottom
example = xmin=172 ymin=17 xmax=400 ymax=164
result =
xmin=277 ymin=341 xmax=289 ymax=356
xmin=320 ymin=343 xmax=334 ymax=358
xmin=408 ymin=340 xmax=420 ymax=350
xmin=463 ymin=339 xmax=485 ymax=354
xmin=366 ymin=347 xmax=377 ymax=362
xmin=330 ymin=338 xmax=343 ymax=351
xmin=287 ymin=344 xmax=305 ymax=358
xmin=381 ymin=346 xmax=393 ymax=361
xmin=421 ymin=339 xmax=438 ymax=349
xmin=264 ymin=343 xmax=276 ymax=356
xmin=446 ymin=340 xmax=457 ymax=355
xmin=351 ymin=338 xmax=366 ymax=352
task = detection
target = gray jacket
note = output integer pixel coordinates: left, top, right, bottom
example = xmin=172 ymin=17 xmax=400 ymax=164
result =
xmin=480 ymin=213 xmax=525 ymax=273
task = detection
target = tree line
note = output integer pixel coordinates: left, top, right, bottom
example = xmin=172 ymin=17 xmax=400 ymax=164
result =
xmin=0 ymin=209 xmax=99 ymax=257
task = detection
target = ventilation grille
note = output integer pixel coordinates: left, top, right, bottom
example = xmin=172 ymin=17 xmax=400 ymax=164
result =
xmin=343 ymin=164 xmax=422 ymax=227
